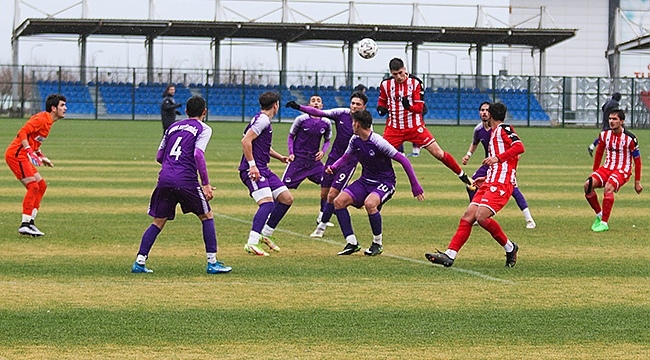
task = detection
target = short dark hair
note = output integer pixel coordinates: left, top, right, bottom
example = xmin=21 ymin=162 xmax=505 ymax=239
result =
xmin=45 ymin=94 xmax=66 ymax=112
xmin=186 ymin=95 xmax=206 ymax=117
xmin=479 ymin=101 xmax=491 ymax=110
xmin=609 ymin=108 xmax=625 ymax=121
xmin=352 ymin=109 xmax=373 ymax=129
xmin=309 ymin=94 xmax=322 ymax=101
xmin=489 ymin=102 xmax=508 ymax=121
xmin=612 ymin=92 xmax=622 ymax=101
xmin=389 ymin=58 xmax=405 ymax=71
xmin=350 ymin=91 xmax=368 ymax=105
xmin=353 ymin=84 xmax=367 ymax=93
xmin=259 ymin=91 xmax=280 ymax=110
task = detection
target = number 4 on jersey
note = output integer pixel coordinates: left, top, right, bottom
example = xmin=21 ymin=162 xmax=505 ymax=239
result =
xmin=170 ymin=137 xmax=183 ymax=160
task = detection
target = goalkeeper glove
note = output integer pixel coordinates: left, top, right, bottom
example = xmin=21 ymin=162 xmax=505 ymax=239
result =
xmin=35 ymin=150 xmax=54 ymax=167
xmin=24 ymin=146 xmax=42 ymax=166
xmin=376 ymin=106 xmax=388 ymax=116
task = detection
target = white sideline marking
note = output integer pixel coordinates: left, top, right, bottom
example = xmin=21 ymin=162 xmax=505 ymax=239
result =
xmin=215 ymin=213 xmax=515 ymax=284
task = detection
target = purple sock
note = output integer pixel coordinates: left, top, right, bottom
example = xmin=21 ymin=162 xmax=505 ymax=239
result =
xmin=368 ymin=212 xmax=382 ymax=236
xmin=320 ymin=198 xmax=327 ymax=212
xmin=252 ymin=202 xmax=274 ymax=233
xmin=512 ymin=187 xmax=529 ymax=210
xmin=321 ymin=202 xmax=335 ymax=223
xmin=202 ymin=218 xmax=217 ymax=253
xmin=335 ymin=208 xmax=354 ymax=238
xmin=266 ymin=202 xmax=291 ymax=229
xmin=138 ymin=224 xmax=161 ymax=256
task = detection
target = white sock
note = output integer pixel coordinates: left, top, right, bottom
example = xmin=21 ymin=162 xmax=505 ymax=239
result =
xmin=317 ymin=211 xmax=324 ymax=223
xmin=248 ymin=231 xmax=261 ymax=245
xmin=600 ymin=221 xmax=608 ymax=226
xmin=261 ymin=225 xmax=274 ymax=237
xmin=503 ymin=240 xmax=514 ymax=253
xmin=444 ymin=249 xmax=457 ymax=259
xmin=136 ymin=254 xmax=147 ymax=265
xmin=317 ymin=222 xmax=327 ymax=231
xmin=22 ymin=214 xmax=31 ymax=223
xmin=373 ymin=234 xmax=383 ymax=245
xmin=458 ymin=170 xmax=465 ymax=177
xmin=31 ymin=208 xmax=38 ymax=220
xmin=206 ymin=252 xmax=217 ymax=264
xmin=522 ymin=208 xmax=533 ymax=222
xmin=412 ymin=147 xmax=420 ymax=155
xmin=346 ymin=235 xmax=358 ymax=245
xmin=596 ymin=212 xmax=602 ymax=218
xmin=589 ymin=143 xmax=595 ymax=150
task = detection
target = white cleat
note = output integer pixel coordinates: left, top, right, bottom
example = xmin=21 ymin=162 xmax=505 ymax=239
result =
xmin=325 ymin=222 xmax=335 ymax=227
xmin=526 ymin=220 xmax=537 ymax=229
xmin=310 ymin=228 xmax=325 ymax=238
xmin=244 ymin=243 xmax=270 ymax=256
xmin=18 ymin=223 xmax=44 ymax=237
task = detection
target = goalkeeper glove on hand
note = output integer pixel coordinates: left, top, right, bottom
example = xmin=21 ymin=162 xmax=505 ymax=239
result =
xmin=285 ymin=101 xmax=300 ymax=110
xmin=401 ymin=97 xmax=411 ymax=110
xmin=376 ymin=106 xmax=388 ymax=116
xmin=36 ymin=150 xmax=53 ymax=167
xmin=24 ymin=146 xmax=42 ymax=166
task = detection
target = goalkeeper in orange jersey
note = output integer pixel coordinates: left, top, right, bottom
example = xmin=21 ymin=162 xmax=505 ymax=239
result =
xmin=5 ymin=94 xmax=66 ymax=236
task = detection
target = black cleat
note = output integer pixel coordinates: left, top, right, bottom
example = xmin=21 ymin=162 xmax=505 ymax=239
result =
xmin=364 ymin=242 xmax=383 ymax=256
xmin=338 ymin=243 xmax=361 ymax=256
xmin=459 ymin=173 xmax=474 ymax=187
xmin=505 ymin=242 xmax=519 ymax=268
xmin=587 ymin=146 xmax=594 ymax=157
xmin=425 ymin=250 xmax=454 ymax=267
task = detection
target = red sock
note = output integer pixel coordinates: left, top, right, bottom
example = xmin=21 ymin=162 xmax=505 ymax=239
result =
xmin=22 ymin=181 xmax=39 ymax=218
xmin=585 ymin=192 xmax=601 ymax=214
xmin=441 ymin=152 xmax=462 ymax=175
xmin=602 ymin=192 xmax=615 ymax=223
xmin=478 ymin=218 xmax=508 ymax=246
xmin=33 ymin=179 xmax=47 ymax=210
xmin=448 ymin=219 xmax=473 ymax=252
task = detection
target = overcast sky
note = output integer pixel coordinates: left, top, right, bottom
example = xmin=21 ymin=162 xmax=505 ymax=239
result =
xmin=2 ymin=0 xmax=512 ymax=76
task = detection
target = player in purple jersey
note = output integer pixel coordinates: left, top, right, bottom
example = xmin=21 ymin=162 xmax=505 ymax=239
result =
xmin=462 ymin=102 xmax=536 ymax=229
xmin=282 ymin=95 xmax=331 ymax=191
xmin=240 ymin=92 xmax=293 ymax=256
xmin=131 ymin=96 xmax=231 ymax=274
xmin=326 ymin=110 xmax=425 ymax=256
xmin=286 ymin=91 xmax=368 ymax=238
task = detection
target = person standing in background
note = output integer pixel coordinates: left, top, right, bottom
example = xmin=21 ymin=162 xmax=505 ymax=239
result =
xmin=161 ymin=84 xmax=182 ymax=132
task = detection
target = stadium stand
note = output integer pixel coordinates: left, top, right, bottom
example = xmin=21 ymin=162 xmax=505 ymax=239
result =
xmin=35 ymin=82 xmax=550 ymax=121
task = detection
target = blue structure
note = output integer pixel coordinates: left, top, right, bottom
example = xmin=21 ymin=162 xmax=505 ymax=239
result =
xmin=35 ymin=81 xmax=550 ymax=122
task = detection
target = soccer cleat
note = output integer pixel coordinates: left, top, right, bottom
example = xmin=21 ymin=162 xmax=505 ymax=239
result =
xmin=407 ymin=152 xmax=419 ymax=157
xmin=244 ymin=243 xmax=269 ymax=256
xmin=207 ymin=261 xmax=232 ymax=274
xmin=337 ymin=243 xmax=361 ymax=256
xmin=261 ymin=235 xmax=281 ymax=252
xmin=459 ymin=173 xmax=474 ymax=187
xmin=310 ymin=227 xmax=325 ymax=238
xmin=131 ymin=262 xmax=153 ymax=273
xmin=587 ymin=145 xmax=595 ymax=157
xmin=325 ymin=222 xmax=335 ymax=227
xmin=591 ymin=216 xmax=602 ymax=231
xmin=505 ymin=242 xmax=519 ymax=268
xmin=526 ymin=220 xmax=536 ymax=229
xmin=364 ymin=242 xmax=383 ymax=256
xmin=29 ymin=220 xmax=45 ymax=236
xmin=592 ymin=221 xmax=609 ymax=232
xmin=425 ymin=250 xmax=455 ymax=267
xmin=18 ymin=222 xmax=43 ymax=237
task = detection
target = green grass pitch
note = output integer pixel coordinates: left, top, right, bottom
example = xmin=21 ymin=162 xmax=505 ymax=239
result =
xmin=0 ymin=118 xmax=648 ymax=359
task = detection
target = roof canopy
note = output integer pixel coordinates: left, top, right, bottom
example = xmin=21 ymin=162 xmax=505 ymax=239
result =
xmin=15 ymin=18 xmax=576 ymax=49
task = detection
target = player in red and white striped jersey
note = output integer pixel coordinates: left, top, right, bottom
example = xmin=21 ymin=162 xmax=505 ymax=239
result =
xmin=585 ymin=109 xmax=643 ymax=232
xmin=377 ymin=58 xmax=472 ymax=186
xmin=425 ymin=103 xmax=522 ymax=268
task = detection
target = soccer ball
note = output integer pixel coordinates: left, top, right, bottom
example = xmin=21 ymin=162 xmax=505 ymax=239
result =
xmin=357 ymin=38 xmax=378 ymax=59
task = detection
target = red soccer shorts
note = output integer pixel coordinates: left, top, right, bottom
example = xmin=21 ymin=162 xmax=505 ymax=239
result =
xmin=5 ymin=155 xmax=37 ymax=180
xmin=471 ymin=182 xmax=514 ymax=215
xmin=383 ymin=125 xmax=436 ymax=149
xmin=591 ymin=167 xmax=630 ymax=192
